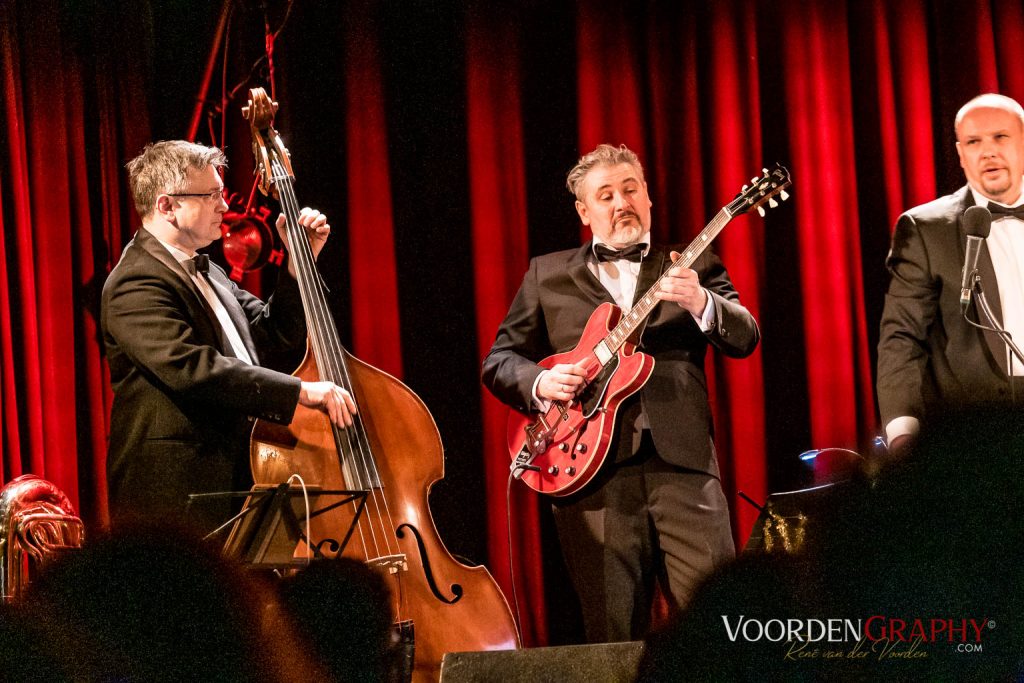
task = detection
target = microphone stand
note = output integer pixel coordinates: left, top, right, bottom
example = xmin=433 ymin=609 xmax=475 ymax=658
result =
xmin=968 ymin=275 xmax=1024 ymax=402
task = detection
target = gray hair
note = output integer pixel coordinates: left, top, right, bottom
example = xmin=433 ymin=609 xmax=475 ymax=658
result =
xmin=566 ymin=144 xmax=645 ymax=201
xmin=954 ymin=93 xmax=1024 ymax=137
xmin=126 ymin=140 xmax=227 ymax=218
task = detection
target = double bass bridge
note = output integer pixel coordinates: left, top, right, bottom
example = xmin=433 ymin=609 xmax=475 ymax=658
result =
xmin=367 ymin=553 xmax=408 ymax=575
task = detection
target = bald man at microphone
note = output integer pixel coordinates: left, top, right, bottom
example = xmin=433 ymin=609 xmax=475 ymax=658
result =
xmin=877 ymin=93 xmax=1024 ymax=455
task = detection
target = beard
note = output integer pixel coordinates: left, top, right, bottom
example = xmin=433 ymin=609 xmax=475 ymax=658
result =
xmin=611 ymin=220 xmax=644 ymax=246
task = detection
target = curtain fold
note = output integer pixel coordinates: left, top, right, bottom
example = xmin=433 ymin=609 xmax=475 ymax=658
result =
xmin=700 ymin=0 xmax=768 ymax=543
xmin=466 ymin=6 xmax=547 ymax=647
xmin=779 ymin=0 xmax=874 ymax=448
xmin=0 ymin=0 xmax=149 ymax=524
xmin=345 ymin=1 xmax=403 ymax=377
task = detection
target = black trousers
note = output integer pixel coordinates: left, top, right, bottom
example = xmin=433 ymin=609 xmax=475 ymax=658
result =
xmin=551 ymin=433 xmax=735 ymax=643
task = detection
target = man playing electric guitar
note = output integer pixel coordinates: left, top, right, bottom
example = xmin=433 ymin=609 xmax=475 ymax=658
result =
xmin=482 ymin=144 xmax=760 ymax=642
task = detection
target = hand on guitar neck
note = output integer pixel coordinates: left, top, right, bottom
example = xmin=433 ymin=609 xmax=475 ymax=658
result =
xmin=274 ymin=207 xmax=331 ymax=279
xmin=653 ymin=251 xmax=708 ymax=317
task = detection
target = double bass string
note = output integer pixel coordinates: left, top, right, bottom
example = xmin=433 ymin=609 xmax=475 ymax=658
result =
xmin=271 ymin=165 xmax=371 ymax=486
xmin=270 ymin=160 xmax=402 ymax=566
xmin=275 ymin=169 xmax=391 ymax=560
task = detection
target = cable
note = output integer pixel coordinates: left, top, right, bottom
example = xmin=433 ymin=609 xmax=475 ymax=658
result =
xmin=225 ymin=0 xmax=296 ymax=103
xmin=505 ymin=470 xmax=525 ymax=644
xmin=286 ymin=473 xmax=312 ymax=563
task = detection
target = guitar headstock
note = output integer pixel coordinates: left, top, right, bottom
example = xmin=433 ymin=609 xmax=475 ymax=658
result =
xmin=726 ymin=164 xmax=791 ymax=218
xmin=242 ymin=87 xmax=294 ymax=199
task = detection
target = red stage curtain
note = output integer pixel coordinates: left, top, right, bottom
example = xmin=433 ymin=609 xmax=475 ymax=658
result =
xmin=0 ymin=0 xmax=149 ymax=525
xmin=466 ymin=6 xmax=547 ymax=647
xmin=344 ymin=2 xmax=403 ymax=377
xmin=779 ymin=0 xmax=875 ymax=449
xmin=698 ymin=0 xmax=768 ymax=544
xmin=859 ymin=0 xmax=937 ymax=227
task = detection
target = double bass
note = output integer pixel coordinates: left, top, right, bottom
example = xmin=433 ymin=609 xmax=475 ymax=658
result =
xmin=241 ymin=88 xmax=519 ymax=680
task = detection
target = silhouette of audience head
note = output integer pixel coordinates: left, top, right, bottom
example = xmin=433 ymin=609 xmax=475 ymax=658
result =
xmin=278 ymin=556 xmax=399 ymax=682
xmin=3 ymin=523 xmax=321 ymax=681
xmin=638 ymin=405 xmax=1024 ymax=680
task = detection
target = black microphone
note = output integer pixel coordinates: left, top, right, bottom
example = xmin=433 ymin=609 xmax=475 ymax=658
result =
xmin=960 ymin=206 xmax=992 ymax=312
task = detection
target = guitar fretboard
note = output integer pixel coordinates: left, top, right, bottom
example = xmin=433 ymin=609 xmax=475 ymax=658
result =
xmin=603 ymin=207 xmax=733 ymax=353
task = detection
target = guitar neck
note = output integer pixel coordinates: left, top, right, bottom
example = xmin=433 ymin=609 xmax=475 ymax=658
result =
xmin=603 ymin=207 xmax=733 ymax=353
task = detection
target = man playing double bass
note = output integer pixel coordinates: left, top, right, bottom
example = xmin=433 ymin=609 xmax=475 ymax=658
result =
xmin=101 ymin=140 xmax=356 ymax=533
xmin=482 ymin=144 xmax=760 ymax=642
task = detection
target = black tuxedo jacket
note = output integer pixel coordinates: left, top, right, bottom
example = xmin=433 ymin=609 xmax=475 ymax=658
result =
xmin=877 ymin=185 xmax=1015 ymax=427
xmin=482 ymin=242 xmax=759 ymax=477
xmin=101 ymin=226 xmax=304 ymax=529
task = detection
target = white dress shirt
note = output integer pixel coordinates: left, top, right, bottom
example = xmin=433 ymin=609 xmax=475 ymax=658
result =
xmin=589 ymin=233 xmax=715 ymax=329
xmin=156 ymin=238 xmax=254 ymax=365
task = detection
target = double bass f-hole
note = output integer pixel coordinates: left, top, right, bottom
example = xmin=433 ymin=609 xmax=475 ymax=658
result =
xmin=242 ymin=87 xmax=519 ymax=681
xmin=396 ymin=523 xmax=462 ymax=604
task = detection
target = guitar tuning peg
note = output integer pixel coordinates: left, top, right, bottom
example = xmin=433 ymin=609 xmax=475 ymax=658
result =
xmin=768 ymin=198 xmax=779 ymax=208
xmin=757 ymin=206 xmax=766 ymax=217
xmin=751 ymin=176 xmax=759 ymax=184
xmin=780 ymin=190 xmax=790 ymax=201
xmin=762 ymin=167 xmax=768 ymax=175
xmin=742 ymin=184 xmax=748 ymax=192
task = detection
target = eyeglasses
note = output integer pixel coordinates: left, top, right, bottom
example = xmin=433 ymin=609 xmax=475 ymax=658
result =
xmin=167 ymin=188 xmax=226 ymax=202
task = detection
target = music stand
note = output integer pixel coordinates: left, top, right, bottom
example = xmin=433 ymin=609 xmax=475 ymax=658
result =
xmin=187 ymin=484 xmax=368 ymax=569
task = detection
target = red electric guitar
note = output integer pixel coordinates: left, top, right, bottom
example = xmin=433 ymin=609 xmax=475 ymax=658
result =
xmin=507 ymin=165 xmax=791 ymax=496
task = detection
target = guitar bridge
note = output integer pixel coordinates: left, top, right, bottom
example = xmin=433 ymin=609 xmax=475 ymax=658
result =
xmin=512 ymin=416 xmax=558 ymax=478
xmin=511 ymin=393 xmax=578 ymax=478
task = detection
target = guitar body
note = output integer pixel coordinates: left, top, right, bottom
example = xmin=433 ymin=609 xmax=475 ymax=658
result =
xmin=506 ymin=302 xmax=655 ymax=496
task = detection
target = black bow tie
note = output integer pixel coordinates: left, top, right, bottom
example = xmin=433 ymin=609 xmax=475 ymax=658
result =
xmin=987 ymin=203 xmax=1024 ymax=219
xmin=184 ymin=254 xmax=210 ymax=276
xmin=594 ymin=243 xmax=648 ymax=263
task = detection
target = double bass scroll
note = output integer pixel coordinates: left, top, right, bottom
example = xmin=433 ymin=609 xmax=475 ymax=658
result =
xmin=242 ymin=87 xmax=519 ymax=681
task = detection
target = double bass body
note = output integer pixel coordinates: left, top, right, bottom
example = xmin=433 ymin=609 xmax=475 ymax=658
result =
xmin=251 ymin=351 xmax=519 ymax=680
